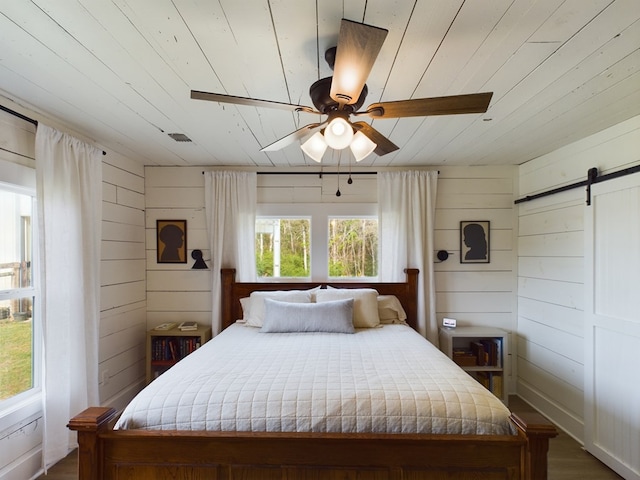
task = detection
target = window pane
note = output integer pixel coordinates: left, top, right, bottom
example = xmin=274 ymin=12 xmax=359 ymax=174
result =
xmin=256 ymin=219 xmax=311 ymax=278
xmin=0 ymin=296 xmax=34 ymax=400
xmin=328 ymin=218 xmax=378 ymax=278
xmin=0 ymin=190 xmax=33 ymax=290
xmin=0 ymin=187 xmax=35 ymax=401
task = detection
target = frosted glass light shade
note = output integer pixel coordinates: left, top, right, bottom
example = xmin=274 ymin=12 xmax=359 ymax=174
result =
xmin=349 ymin=131 xmax=377 ymax=162
xmin=324 ymin=117 xmax=354 ymax=150
xmin=301 ymin=132 xmax=328 ymax=162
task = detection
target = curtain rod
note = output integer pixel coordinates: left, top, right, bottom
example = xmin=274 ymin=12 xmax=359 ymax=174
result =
xmin=1 ymin=104 xmax=106 ymax=156
xmin=202 ymin=170 xmax=440 ymax=175
xmin=202 ymin=170 xmax=377 ymax=176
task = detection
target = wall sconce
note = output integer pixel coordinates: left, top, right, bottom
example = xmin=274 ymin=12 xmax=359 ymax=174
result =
xmin=436 ymin=250 xmax=450 ymax=262
xmin=191 ymin=249 xmax=208 ymax=269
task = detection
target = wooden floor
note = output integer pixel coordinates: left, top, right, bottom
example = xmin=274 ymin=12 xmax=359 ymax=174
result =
xmin=38 ymin=397 xmax=623 ymax=480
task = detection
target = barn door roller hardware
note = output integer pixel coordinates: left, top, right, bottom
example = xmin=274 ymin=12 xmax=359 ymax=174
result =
xmin=514 ymin=164 xmax=640 ymax=206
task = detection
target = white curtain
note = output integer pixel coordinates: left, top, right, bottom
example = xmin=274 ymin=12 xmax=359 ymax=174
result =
xmin=378 ymin=170 xmax=438 ymax=343
xmin=35 ymin=124 xmax=103 ymax=469
xmin=205 ymin=171 xmax=257 ymax=335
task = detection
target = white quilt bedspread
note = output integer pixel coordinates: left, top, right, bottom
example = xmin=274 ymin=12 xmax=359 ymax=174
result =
xmin=116 ymin=324 xmax=516 ymax=435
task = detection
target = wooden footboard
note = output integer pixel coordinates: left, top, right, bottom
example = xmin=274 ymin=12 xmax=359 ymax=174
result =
xmin=69 ymin=408 xmax=556 ymax=480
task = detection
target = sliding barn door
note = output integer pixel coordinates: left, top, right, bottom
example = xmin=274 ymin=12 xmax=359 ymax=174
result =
xmin=584 ymin=173 xmax=640 ymax=480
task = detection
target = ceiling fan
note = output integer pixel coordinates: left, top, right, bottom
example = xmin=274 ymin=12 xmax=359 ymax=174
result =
xmin=191 ymin=19 xmax=493 ymax=163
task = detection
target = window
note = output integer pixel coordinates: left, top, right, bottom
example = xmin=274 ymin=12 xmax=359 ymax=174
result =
xmin=328 ymin=217 xmax=378 ymax=278
xmin=256 ymin=204 xmax=378 ymax=281
xmin=256 ymin=218 xmax=311 ymax=278
xmin=0 ymin=176 xmax=38 ymax=405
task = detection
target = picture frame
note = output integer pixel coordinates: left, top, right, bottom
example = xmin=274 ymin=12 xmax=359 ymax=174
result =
xmin=157 ymin=220 xmax=187 ymax=263
xmin=460 ymin=221 xmax=490 ymax=264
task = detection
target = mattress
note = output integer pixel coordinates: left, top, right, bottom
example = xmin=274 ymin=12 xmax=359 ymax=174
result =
xmin=116 ymin=323 xmax=516 ymax=435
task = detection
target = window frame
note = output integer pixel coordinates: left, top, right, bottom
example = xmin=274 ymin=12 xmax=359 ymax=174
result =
xmin=256 ymin=203 xmax=378 ymax=282
xmin=0 ymin=161 xmax=41 ymax=414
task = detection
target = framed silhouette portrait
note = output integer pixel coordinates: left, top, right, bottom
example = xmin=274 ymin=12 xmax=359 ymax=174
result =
xmin=157 ymin=220 xmax=187 ymax=263
xmin=460 ymin=221 xmax=490 ymax=264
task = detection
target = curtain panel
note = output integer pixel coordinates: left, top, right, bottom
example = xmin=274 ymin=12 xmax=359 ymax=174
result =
xmin=378 ymin=170 xmax=438 ymax=344
xmin=35 ymin=124 xmax=103 ymax=469
xmin=204 ymin=171 xmax=257 ymax=335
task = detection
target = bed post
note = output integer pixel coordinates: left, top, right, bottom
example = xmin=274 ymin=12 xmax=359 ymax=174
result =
xmin=403 ymin=268 xmax=419 ymax=330
xmin=221 ymin=268 xmax=237 ymax=330
xmin=68 ymin=407 xmax=117 ymax=480
xmin=509 ymin=412 xmax=558 ymax=480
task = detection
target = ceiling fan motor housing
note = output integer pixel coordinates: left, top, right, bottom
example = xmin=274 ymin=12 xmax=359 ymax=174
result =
xmin=309 ymin=77 xmax=368 ymax=114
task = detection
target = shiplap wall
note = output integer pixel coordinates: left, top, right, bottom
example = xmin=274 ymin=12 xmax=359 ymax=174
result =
xmin=0 ymin=103 xmax=146 ymax=480
xmin=516 ymin=114 xmax=640 ymax=442
xmin=145 ymin=164 xmax=518 ymax=387
xmin=99 ymin=151 xmax=147 ymax=412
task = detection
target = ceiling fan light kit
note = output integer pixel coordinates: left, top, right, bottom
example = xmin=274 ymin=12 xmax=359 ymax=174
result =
xmin=301 ymin=132 xmax=328 ymax=163
xmin=191 ymin=18 xmax=493 ymax=165
xmin=324 ymin=115 xmax=353 ymax=150
xmin=350 ymin=131 xmax=377 ymax=162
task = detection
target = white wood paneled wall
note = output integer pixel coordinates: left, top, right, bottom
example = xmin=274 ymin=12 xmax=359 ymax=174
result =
xmin=517 ymin=114 xmax=640 ymax=443
xmin=99 ymin=151 xmax=147 ymax=412
xmin=0 ymin=103 xmax=146 ymax=479
xmin=145 ymin=165 xmax=518 ymax=394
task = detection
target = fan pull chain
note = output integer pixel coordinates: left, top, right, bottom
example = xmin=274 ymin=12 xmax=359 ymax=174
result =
xmin=336 ymin=150 xmax=342 ymax=197
xmin=347 ymin=153 xmax=353 ymax=184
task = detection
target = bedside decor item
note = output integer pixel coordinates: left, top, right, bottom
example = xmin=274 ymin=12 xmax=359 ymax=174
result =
xmin=157 ymin=220 xmax=187 ymax=263
xmin=460 ymin=221 xmax=490 ymax=263
xmin=178 ymin=321 xmax=198 ymax=331
xmin=154 ymin=323 xmax=177 ymax=331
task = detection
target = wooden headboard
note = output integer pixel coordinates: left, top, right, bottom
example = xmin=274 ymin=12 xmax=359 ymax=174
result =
xmin=220 ymin=268 xmax=419 ymax=331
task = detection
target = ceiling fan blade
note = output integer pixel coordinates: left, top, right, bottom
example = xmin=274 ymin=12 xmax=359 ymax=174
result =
xmin=352 ymin=122 xmax=399 ymax=156
xmin=260 ymin=123 xmax=326 ymax=152
xmin=364 ymin=92 xmax=494 ymax=118
xmin=191 ymin=90 xmax=317 ymax=114
xmin=330 ymin=19 xmax=388 ymax=106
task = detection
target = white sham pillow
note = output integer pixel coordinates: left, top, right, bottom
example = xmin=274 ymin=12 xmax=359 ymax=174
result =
xmin=315 ymin=288 xmax=380 ymax=328
xmin=243 ymin=290 xmax=314 ymax=327
xmin=377 ymin=295 xmax=408 ymax=324
xmin=261 ymin=298 xmax=355 ymax=334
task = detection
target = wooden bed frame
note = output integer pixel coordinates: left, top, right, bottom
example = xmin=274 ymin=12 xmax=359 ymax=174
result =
xmin=69 ymin=268 xmax=557 ymax=479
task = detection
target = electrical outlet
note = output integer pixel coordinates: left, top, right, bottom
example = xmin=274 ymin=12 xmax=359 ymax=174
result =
xmin=101 ymin=369 xmax=110 ymax=385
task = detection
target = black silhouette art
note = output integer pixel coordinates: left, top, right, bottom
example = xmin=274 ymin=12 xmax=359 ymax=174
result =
xmin=157 ymin=220 xmax=187 ymax=263
xmin=461 ymin=221 xmax=490 ymax=263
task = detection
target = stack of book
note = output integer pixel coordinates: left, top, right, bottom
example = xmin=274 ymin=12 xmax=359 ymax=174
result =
xmin=178 ymin=321 xmax=198 ymax=331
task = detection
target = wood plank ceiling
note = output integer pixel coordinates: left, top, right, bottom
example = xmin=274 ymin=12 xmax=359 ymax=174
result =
xmin=0 ymin=0 xmax=638 ymax=168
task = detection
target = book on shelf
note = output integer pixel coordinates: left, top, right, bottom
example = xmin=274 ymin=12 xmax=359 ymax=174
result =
xmin=476 ymin=372 xmax=503 ymax=398
xmin=178 ymin=321 xmax=198 ymax=331
xmin=151 ymin=336 xmax=202 ymax=362
xmin=470 ymin=341 xmax=489 ymax=366
xmin=479 ymin=339 xmax=501 ymax=366
xmin=154 ymin=322 xmax=177 ymax=331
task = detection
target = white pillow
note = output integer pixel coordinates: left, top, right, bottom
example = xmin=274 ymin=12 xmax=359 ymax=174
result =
xmin=243 ymin=290 xmax=313 ymax=327
xmin=315 ymin=288 xmax=380 ymax=328
xmin=377 ymin=295 xmax=408 ymax=324
xmin=261 ymin=298 xmax=355 ymax=334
